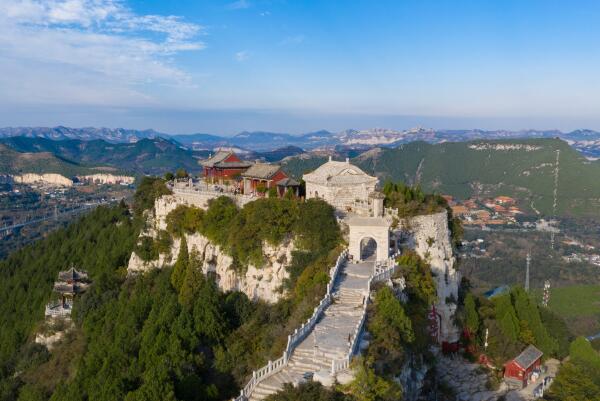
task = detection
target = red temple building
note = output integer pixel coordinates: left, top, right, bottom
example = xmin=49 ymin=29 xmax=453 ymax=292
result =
xmin=504 ymin=345 xmax=543 ymax=388
xmin=200 ymin=151 xmax=252 ymax=183
xmin=241 ymin=163 xmax=299 ymax=196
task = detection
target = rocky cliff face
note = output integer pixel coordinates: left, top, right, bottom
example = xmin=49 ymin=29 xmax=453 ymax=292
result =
xmin=77 ymin=174 xmax=134 ymax=185
xmin=13 ymin=173 xmax=73 ymax=186
xmin=128 ymin=195 xmax=295 ymax=303
xmin=407 ymin=210 xmax=461 ymax=343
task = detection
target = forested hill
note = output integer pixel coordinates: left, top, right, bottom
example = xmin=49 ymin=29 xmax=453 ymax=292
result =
xmin=0 ymin=144 xmax=100 ymax=176
xmin=283 ymin=138 xmax=600 ymax=217
xmin=0 ymin=137 xmax=206 ymax=176
xmin=0 ymin=181 xmax=346 ymax=401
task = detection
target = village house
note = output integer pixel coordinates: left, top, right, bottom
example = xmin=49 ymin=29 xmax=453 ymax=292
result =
xmin=451 ymin=205 xmax=469 ymax=217
xmin=200 ymin=151 xmax=252 ymax=183
xmin=504 ymin=345 xmax=543 ymax=388
xmin=495 ymin=195 xmax=516 ymax=205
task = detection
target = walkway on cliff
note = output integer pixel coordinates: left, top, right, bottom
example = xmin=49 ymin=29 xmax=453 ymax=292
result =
xmin=249 ymin=260 xmax=373 ymax=401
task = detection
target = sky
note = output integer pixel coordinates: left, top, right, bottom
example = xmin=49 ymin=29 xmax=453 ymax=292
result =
xmin=1 ymin=0 xmax=600 ymax=135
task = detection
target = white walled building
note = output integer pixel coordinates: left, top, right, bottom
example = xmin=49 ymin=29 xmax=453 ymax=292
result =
xmin=303 ymin=157 xmax=378 ymax=215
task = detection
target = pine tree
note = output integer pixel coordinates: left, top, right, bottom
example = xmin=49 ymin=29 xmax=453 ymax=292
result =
xmin=512 ymin=287 xmax=558 ymax=355
xmin=193 ymin=277 xmax=227 ymax=344
xmin=494 ymin=294 xmax=520 ymax=342
xmin=464 ymin=293 xmax=480 ymax=335
xmin=171 ymin=236 xmax=188 ymax=291
xmin=178 ymin=250 xmax=204 ymax=309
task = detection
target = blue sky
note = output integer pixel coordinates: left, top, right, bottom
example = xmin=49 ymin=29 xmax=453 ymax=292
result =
xmin=1 ymin=0 xmax=600 ymax=135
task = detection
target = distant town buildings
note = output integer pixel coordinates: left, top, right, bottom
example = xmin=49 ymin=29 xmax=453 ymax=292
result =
xmin=449 ymin=195 xmax=523 ymax=226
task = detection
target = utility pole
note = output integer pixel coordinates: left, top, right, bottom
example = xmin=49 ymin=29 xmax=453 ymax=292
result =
xmin=525 ymin=252 xmax=531 ymax=292
xmin=484 ymin=328 xmax=489 ymax=351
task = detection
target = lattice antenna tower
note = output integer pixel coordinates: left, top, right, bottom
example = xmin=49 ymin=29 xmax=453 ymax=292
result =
xmin=551 ymin=149 xmax=560 ymax=250
xmin=542 ymin=280 xmax=551 ymax=307
xmin=525 ymin=251 xmax=531 ymax=292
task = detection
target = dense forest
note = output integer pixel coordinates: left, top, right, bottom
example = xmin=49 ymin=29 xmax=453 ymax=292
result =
xmin=0 ymin=178 xmax=346 ymax=401
xmin=2 ymin=176 xmax=600 ymax=401
xmin=0 ymin=203 xmax=139 ymax=400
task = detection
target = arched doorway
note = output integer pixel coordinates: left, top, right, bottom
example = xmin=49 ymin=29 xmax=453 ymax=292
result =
xmin=360 ymin=237 xmax=378 ymax=261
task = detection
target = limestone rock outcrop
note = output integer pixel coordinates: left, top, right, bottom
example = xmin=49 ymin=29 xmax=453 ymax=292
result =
xmin=13 ymin=173 xmax=73 ymax=187
xmin=407 ymin=210 xmax=461 ymax=343
xmin=77 ymin=174 xmax=134 ymax=185
xmin=128 ymin=195 xmax=294 ymax=303
xmin=128 ymin=233 xmax=293 ymax=303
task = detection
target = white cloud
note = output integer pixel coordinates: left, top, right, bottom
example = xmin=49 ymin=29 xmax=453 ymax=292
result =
xmin=259 ymin=11 xmax=270 ymax=17
xmin=235 ymin=50 xmax=250 ymax=62
xmin=227 ymin=0 xmax=250 ymax=10
xmin=0 ymin=0 xmax=204 ymax=106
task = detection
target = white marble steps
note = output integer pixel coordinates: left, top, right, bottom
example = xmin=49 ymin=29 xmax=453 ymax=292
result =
xmin=248 ymin=260 xmax=374 ymax=401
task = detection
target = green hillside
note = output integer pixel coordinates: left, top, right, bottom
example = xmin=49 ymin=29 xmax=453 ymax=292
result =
xmin=356 ymin=139 xmax=600 ymax=216
xmin=0 ymin=137 xmax=203 ymax=175
xmin=0 ymin=144 xmax=98 ymax=176
xmin=284 ymin=139 xmax=600 ymax=216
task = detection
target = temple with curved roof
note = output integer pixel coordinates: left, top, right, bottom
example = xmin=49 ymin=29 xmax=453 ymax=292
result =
xmin=303 ymin=156 xmax=379 ymax=215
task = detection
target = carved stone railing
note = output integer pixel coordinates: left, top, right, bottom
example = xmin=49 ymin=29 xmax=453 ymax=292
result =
xmin=234 ymin=249 xmax=348 ymax=401
xmin=330 ymin=258 xmax=401 ymax=375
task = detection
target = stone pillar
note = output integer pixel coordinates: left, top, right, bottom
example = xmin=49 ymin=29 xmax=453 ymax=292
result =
xmin=369 ymin=192 xmax=385 ymax=217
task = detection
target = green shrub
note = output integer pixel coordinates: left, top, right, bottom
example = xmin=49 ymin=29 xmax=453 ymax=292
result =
xmin=133 ymin=177 xmax=171 ymax=216
xmin=135 ymin=236 xmax=159 ymax=261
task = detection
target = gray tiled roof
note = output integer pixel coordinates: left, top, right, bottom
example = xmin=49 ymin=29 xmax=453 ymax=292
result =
xmin=302 ymin=160 xmax=377 ymax=186
xmin=276 ymin=177 xmax=300 ymax=186
xmin=200 ymin=151 xmax=232 ymax=167
xmin=57 ymin=267 xmax=88 ymax=282
xmin=242 ymin=163 xmax=282 ymax=179
xmin=514 ymin=345 xmax=543 ymax=369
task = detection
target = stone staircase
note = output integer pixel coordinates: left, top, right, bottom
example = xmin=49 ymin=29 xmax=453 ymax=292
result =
xmin=249 ymin=261 xmax=373 ymax=401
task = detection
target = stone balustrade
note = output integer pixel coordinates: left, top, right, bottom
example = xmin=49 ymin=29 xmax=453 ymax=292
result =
xmin=330 ymin=259 xmax=402 ymax=376
xmin=234 ymin=249 xmax=348 ymax=401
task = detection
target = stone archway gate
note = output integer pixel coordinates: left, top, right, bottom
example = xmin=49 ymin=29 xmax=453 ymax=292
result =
xmin=347 ymin=216 xmax=390 ymax=262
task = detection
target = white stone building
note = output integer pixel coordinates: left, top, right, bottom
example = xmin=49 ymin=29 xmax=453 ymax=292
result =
xmin=303 ymin=157 xmax=378 ymax=215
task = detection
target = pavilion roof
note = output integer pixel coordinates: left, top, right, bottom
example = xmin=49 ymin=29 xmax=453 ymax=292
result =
xmin=57 ymin=267 xmax=88 ymax=282
xmin=242 ymin=163 xmax=282 ymax=180
xmin=200 ymin=151 xmax=232 ymax=167
xmin=54 ymin=281 xmax=89 ymax=294
xmin=200 ymin=151 xmax=252 ymax=169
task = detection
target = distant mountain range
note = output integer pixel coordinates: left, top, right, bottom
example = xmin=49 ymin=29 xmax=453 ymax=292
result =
xmin=3 ymin=126 xmax=600 ymax=157
xmin=3 ymin=131 xmax=600 ymax=217
xmin=0 ymin=136 xmax=206 ymax=176
xmin=0 ymin=136 xmax=305 ymax=176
